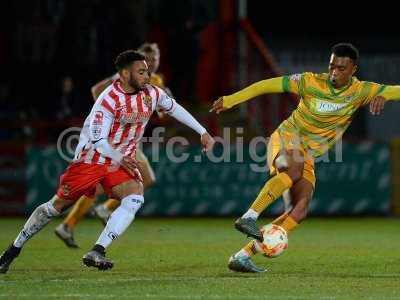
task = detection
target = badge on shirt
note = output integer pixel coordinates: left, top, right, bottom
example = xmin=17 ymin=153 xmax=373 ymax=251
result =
xmin=62 ymin=184 xmax=71 ymax=196
xmin=289 ymin=74 xmax=302 ymax=81
xmin=143 ymin=95 xmax=152 ymax=109
xmin=344 ymin=95 xmax=354 ymax=103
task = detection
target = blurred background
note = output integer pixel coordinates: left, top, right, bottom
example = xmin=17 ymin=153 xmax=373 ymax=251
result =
xmin=1 ymin=0 xmax=400 ymax=217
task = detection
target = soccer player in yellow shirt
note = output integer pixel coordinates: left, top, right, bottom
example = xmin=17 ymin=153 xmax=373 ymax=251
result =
xmin=55 ymin=43 xmax=168 ymax=248
xmin=211 ymin=43 xmax=400 ymax=273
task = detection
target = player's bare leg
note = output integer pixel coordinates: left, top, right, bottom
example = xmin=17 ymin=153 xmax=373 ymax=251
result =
xmin=83 ymin=179 xmax=144 ymax=271
xmin=284 ymin=178 xmax=314 ymax=227
xmin=229 ymin=178 xmax=313 ymax=273
xmin=0 ymin=195 xmax=75 ymax=274
xmin=93 ymin=149 xmax=155 ymax=224
xmin=236 ymin=149 xmax=304 ymax=241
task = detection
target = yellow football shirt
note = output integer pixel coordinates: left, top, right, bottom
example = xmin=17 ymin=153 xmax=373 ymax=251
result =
xmin=223 ymin=73 xmax=400 ymax=158
xmin=281 ymin=72 xmax=386 ymax=156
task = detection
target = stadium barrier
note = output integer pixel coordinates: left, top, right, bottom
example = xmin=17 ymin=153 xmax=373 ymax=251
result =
xmin=24 ymin=141 xmax=391 ymax=216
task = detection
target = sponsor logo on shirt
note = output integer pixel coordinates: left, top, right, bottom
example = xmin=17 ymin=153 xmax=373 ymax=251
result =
xmin=91 ymin=111 xmax=104 ymax=140
xmin=344 ymin=95 xmax=354 ymax=103
xmin=316 ymin=100 xmax=347 ymax=113
xmin=115 ymin=104 xmax=154 ymax=124
xmin=118 ymin=111 xmax=153 ymax=124
xmin=92 ymin=127 xmax=102 ymax=140
xmin=93 ymin=111 xmax=103 ymax=125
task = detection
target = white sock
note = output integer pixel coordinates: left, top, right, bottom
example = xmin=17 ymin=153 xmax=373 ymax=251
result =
xmin=95 ymin=194 xmax=144 ymax=249
xmin=14 ymin=201 xmax=60 ymax=248
xmin=242 ymin=209 xmax=259 ymax=220
xmin=101 ymin=204 xmax=112 ymax=214
xmin=282 ymin=190 xmax=292 ymax=213
xmin=95 ymin=204 xmax=112 ymax=219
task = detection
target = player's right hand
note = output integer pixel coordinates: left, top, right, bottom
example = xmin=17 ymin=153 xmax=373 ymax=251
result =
xmin=201 ymin=132 xmax=215 ymax=153
xmin=210 ymin=97 xmax=228 ymax=114
xmin=121 ymin=156 xmax=142 ymax=181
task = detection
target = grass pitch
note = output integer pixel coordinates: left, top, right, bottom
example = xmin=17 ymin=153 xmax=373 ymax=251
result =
xmin=1 ymin=217 xmax=400 ymax=299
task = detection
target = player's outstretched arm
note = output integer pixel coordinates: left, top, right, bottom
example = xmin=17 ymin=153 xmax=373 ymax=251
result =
xmin=168 ymin=104 xmax=215 ymax=152
xmin=156 ymin=87 xmax=215 ymax=152
xmin=369 ymin=85 xmax=400 ymax=115
xmin=210 ymin=77 xmax=285 ymax=113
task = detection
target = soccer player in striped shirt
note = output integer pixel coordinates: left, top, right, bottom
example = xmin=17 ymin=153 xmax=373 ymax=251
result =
xmin=0 ymin=50 xmax=215 ymax=273
xmin=211 ymin=43 xmax=400 ymax=273
xmin=54 ymin=43 xmax=170 ymax=248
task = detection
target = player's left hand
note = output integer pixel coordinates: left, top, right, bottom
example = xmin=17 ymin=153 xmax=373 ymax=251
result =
xmin=201 ymin=132 xmax=215 ymax=153
xmin=210 ymin=97 xmax=228 ymax=114
xmin=369 ymin=96 xmax=386 ymax=115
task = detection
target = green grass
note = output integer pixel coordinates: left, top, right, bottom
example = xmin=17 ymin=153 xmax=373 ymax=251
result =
xmin=1 ymin=217 xmax=400 ymax=299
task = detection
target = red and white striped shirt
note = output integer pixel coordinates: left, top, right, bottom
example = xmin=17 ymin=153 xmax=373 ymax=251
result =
xmin=74 ymin=79 xmax=176 ymax=165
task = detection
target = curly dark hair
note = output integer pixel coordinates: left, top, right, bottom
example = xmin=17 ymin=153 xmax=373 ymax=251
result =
xmin=331 ymin=43 xmax=359 ymax=64
xmin=114 ymin=50 xmax=145 ymax=71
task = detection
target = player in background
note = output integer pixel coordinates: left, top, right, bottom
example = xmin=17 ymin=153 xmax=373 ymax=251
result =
xmin=0 ymin=50 xmax=215 ymax=273
xmin=54 ymin=43 xmax=170 ymax=248
xmin=211 ymin=43 xmax=400 ymax=273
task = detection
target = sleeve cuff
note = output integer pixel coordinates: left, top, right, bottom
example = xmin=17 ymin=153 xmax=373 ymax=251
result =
xmin=282 ymin=76 xmax=290 ymax=93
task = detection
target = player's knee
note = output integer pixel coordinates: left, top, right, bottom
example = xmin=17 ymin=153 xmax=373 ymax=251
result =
xmin=275 ymin=155 xmax=303 ymax=183
xmin=113 ymin=180 xmax=144 ymax=199
xmin=50 ymin=196 xmax=71 ymax=213
xmin=37 ymin=201 xmax=61 ymax=218
xmin=275 ymin=155 xmax=289 ymax=172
